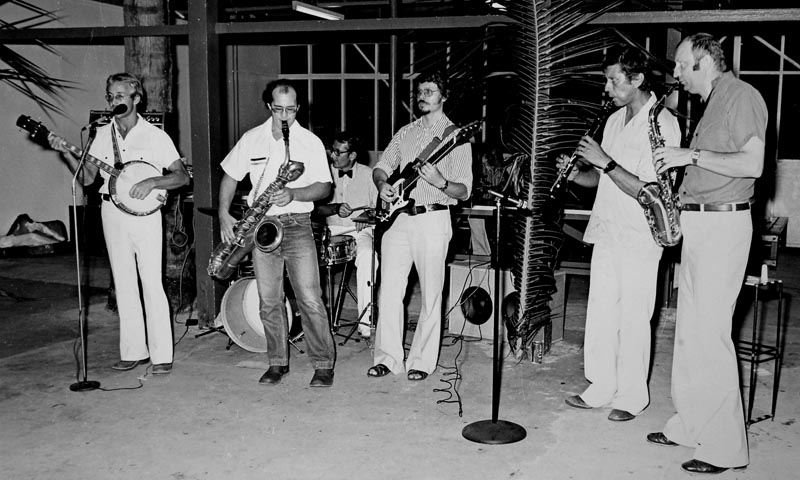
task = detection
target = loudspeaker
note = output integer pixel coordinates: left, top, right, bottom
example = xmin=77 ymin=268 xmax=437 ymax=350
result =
xmin=446 ymin=260 xmax=515 ymax=341
xmin=446 ymin=260 xmax=566 ymax=344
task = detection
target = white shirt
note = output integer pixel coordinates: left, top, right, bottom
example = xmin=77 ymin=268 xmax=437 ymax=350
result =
xmin=327 ymin=162 xmax=378 ymax=230
xmin=583 ymin=93 xmax=681 ymax=250
xmin=221 ymin=118 xmax=333 ymax=215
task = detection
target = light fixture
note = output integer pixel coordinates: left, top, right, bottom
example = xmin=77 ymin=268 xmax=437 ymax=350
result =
xmin=292 ymin=1 xmax=344 ymax=21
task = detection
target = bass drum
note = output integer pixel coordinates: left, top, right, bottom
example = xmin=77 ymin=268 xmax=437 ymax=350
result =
xmin=219 ymin=277 xmax=301 ymax=353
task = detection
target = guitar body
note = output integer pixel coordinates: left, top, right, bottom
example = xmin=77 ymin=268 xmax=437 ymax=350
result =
xmin=374 ymin=120 xmax=482 ymax=231
xmin=16 ymin=114 xmax=166 ymax=216
xmin=109 ymin=161 xmax=167 ymax=216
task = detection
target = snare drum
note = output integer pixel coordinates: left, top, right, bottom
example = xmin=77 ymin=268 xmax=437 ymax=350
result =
xmin=326 ymin=235 xmax=357 ymax=265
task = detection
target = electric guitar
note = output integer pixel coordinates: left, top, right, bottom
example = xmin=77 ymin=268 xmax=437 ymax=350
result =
xmin=375 ymin=120 xmax=481 ymax=229
xmin=17 ymin=115 xmax=167 ymax=216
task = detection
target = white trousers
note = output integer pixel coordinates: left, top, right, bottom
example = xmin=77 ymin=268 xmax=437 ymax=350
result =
xmin=102 ymin=202 xmax=173 ymax=364
xmin=373 ymin=210 xmax=451 ymax=374
xmin=329 ymin=225 xmax=378 ymax=336
xmin=581 ymin=242 xmax=662 ymax=414
xmin=663 ymin=210 xmax=751 ymax=468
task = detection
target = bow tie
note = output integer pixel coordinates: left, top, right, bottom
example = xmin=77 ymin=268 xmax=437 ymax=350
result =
xmin=338 ymin=169 xmax=353 ymax=178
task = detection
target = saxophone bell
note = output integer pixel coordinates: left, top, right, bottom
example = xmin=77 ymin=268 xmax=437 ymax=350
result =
xmin=254 ymin=217 xmax=283 ymax=253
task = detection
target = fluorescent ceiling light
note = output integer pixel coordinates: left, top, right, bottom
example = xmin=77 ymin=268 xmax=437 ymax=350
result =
xmin=292 ymin=1 xmax=344 ymax=21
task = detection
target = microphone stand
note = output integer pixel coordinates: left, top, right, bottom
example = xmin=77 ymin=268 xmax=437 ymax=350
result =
xmin=69 ymin=124 xmax=101 ymax=392
xmin=462 ymin=195 xmax=526 ymax=444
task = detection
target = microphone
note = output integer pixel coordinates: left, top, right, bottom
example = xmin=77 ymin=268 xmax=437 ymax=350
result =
xmin=82 ymin=104 xmax=128 ymax=130
xmin=486 ymin=189 xmax=533 ymax=216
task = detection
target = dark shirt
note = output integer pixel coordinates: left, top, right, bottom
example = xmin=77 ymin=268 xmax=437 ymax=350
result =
xmin=680 ymin=71 xmax=768 ymax=204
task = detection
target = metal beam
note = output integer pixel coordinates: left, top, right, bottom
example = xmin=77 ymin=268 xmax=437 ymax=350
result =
xmin=0 ymin=25 xmax=187 ymax=42
xmin=591 ymin=8 xmax=800 ymax=25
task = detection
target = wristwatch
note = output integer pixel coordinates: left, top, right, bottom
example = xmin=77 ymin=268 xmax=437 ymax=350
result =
xmin=438 ymin=180 xmax=449 ymax=191
xmin=691 ymin=148 xmax=700 ymax=165
xmin=603 ymin=160 xmax=618 ymax=174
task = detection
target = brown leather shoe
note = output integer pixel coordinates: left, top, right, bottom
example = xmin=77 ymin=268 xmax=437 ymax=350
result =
xmin=259 ymin=365 xmax=289 ymax=385
xmin=152 ymin=363 xmax=173 ymax=375
xmin=310 ymin=369 xmax=334 ymax=387
xmin=646 ymin=432 xmax=678 ymax=446
xmin=111 ymin=359 xmax=148 ymax=371
xmin=608 ymin=409 xmax=635 ymax=422
xmin=564 ymin=395 xmax=592 ymax=409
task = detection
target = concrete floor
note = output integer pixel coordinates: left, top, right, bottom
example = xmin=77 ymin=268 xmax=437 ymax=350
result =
xmin=1 ymin=247 xmax=798 ymax=479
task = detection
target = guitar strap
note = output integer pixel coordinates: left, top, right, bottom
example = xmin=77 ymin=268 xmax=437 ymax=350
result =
xmin=110 ymin=123 xmax=124 ymax=170
xmin=415 ymin=124 xmax=458 ymax=165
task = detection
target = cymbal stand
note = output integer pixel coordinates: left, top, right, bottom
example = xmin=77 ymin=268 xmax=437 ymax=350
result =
xmin=335 ymin=229 xmax=378 ymax=346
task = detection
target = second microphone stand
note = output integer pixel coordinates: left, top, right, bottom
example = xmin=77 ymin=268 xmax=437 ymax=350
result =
xmin=462 ymin=195 xmax=526 ymax=444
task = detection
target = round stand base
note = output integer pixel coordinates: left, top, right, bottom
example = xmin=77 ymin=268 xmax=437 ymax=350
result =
xmin=70 ymin=380 xmax=101 ymax=392
xmin=462 ymin=419 xmax=527 ymax=444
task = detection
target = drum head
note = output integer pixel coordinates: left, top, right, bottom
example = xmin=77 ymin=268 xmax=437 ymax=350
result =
xmin=220 ymin=278 xmax=294 ymax=353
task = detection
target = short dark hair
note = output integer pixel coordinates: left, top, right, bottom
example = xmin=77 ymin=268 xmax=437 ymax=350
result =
xmin=683 ymin=33 xmax=728 ymax=72
xmin=417 ymin=71 xmax=449 ymax=98
xmin=262 ymin=78 xmax=297 ymax=108
xmin=333 ymin=131 xmax=369 ymax=164
xmin=601 ymin=45 xmax=651 ymax=91
xmin=106 ymin=72 xmax=144 ymax=98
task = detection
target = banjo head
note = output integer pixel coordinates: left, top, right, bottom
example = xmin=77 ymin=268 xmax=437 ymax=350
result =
xmin=110 ymin=161 xmax=167 ymax=216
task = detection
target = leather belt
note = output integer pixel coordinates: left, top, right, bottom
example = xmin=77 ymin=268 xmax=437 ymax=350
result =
xmin=681 ymin=202 xmax=750 ymax=212
xmin=408 ymin=204 xmax=448 ymax=216
xmin=101 ymin=194 xmax=112 ymax=202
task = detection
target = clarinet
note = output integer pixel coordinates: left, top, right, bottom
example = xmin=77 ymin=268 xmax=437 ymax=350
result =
xmin=549 ymin=101 xmax=616 ymax=198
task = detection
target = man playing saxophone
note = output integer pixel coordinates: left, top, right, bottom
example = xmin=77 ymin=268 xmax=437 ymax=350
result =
xmin=217 ymin=79 xmax=336 ymax=387
xmin=648 ymin=33 xmax=767 ymax=475
xmin=559 ymin=45 xmax=680 ymax=421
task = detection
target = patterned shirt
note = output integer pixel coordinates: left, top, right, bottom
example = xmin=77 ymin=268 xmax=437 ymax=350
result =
xmin=375 ymin=114 xmax=472 ymax=206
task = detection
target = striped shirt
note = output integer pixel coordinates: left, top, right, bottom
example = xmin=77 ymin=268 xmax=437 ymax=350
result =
xmin=375 ymin=114 xmax=472 ymax=206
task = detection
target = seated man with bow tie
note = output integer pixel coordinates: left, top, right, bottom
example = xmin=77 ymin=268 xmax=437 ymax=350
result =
xmin=315 ymin=132 xmax=379 ymax=338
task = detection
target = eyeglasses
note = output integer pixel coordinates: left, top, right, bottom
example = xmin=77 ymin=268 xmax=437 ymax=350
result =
xmin=270 ymin=105 xmax=299 ymax=115
xmin=105 ymin=93 xmax=135 ymax=102
xmin=327 ymin=148 xmax=350 ymax=157
xmin=416 ymin=88 xmax=440 ymax=98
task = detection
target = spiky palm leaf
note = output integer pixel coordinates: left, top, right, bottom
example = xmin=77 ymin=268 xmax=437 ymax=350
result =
xmin=502 ymin=0 xmax=624 ymax=360
xmin=0 ymin=1 xmax=74 ymax=116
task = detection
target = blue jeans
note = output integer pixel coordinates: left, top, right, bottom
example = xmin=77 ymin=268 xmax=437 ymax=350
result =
xmin=252 ymin=213 xmax=336 ymax=370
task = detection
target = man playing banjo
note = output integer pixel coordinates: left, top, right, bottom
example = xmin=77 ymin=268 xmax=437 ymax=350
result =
xmin=49 ymin=72 xmax=190 ymax=375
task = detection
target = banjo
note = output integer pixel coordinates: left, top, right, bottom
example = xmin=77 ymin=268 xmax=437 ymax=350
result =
xmin=17 ymin=115 xmax=167 ymax=216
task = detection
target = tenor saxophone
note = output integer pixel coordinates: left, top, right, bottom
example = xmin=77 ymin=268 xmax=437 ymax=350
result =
xmin=637 ymin=86 xmax=682 ymax=247
xmin=207 ymin=120 xmax=305 ymax=280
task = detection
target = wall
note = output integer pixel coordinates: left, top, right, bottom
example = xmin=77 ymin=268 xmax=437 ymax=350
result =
xmin=0 ymin=1 xmax=191 ymax=238
xmin=768 ymin=159 xmax=800 ymax=247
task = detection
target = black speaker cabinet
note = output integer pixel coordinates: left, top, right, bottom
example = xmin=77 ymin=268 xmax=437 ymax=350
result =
xmin=447 ymin=260 xmax=566 ymax=345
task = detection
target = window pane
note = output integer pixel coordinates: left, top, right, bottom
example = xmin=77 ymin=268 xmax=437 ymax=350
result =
xmin=778 ymin=76 xmax=800 ymax=159
xmin=308 ymin=80 xmax=340 ymax=143
xmin=740 ymin=36 xmax=782 ymax=72
xmin=345 ymin=79 xmax=376 ymax=153
xmin=345 ymin=44 xmax=377 ymax=74
xmin=280 ymin=45 xmax=308 ymax=74
xmin=312 ymin=43 xmax=341 ymax=74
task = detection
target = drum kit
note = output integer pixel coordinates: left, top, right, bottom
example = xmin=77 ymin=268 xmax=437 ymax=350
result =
xmin=199 ymin=205 xmax=378 ymax=353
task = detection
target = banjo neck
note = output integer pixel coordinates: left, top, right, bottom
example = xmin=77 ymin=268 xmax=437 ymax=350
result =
xmin=51 ymin=132 xmax=120 ymax=178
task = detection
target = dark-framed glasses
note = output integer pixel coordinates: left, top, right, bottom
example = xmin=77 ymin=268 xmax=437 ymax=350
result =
xmin=328 ymin=147 xmax=350 ymax=157
xmin=270 ymin=105 xmax=299 ymax=114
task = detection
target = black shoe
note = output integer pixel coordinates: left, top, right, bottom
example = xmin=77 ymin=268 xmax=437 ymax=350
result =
xmin=608 ymin=409 xmax=635 ymax=422
xmin=367 ymin=364 xmax=391 ymax=377
xmin=646 ymin=432 xmax=678 ymax=446
xmin=152 ymin=363 xmax=173 ymax=375
xmin=259 ymin=365 xmax=289 ymax=385
xmin=564 ymin=395 xmax=592 ymax=409
xmin=680 ymin=459 xmax=745 ymax=475
xmin=310 ymin=369 xmax=334 ymax=387
xmin=111 ymin=359 xmax=148 ymax=371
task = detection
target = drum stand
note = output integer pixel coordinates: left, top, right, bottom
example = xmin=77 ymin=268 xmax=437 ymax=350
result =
xmin=326 ymin=230 xmax=378 ymax=346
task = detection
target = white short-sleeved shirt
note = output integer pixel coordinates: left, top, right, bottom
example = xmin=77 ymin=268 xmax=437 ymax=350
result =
xmin=326 ymin=162 xmax=378 ymax=230
xmin=221 ymin=118 xmax=333 ymax=215
xmin=87 ymin=115 xmax=180 ymax=195
xmin=583 ymin=93 xmax=681 ymax=250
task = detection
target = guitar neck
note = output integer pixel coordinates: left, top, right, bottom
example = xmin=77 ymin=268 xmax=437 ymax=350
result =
xmin=53 ymin=133 xmax=118 ymax=178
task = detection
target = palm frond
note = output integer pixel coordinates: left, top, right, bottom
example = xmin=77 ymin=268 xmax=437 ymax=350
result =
xmin=0 ymin=1 xmax=71 ymax=117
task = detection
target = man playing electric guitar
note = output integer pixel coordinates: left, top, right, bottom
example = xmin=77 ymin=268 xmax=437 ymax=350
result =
xmin=48 ymin=72 xmax=189 ymax=375
xmin=368 ymin=71 xmax=473 ymax=381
